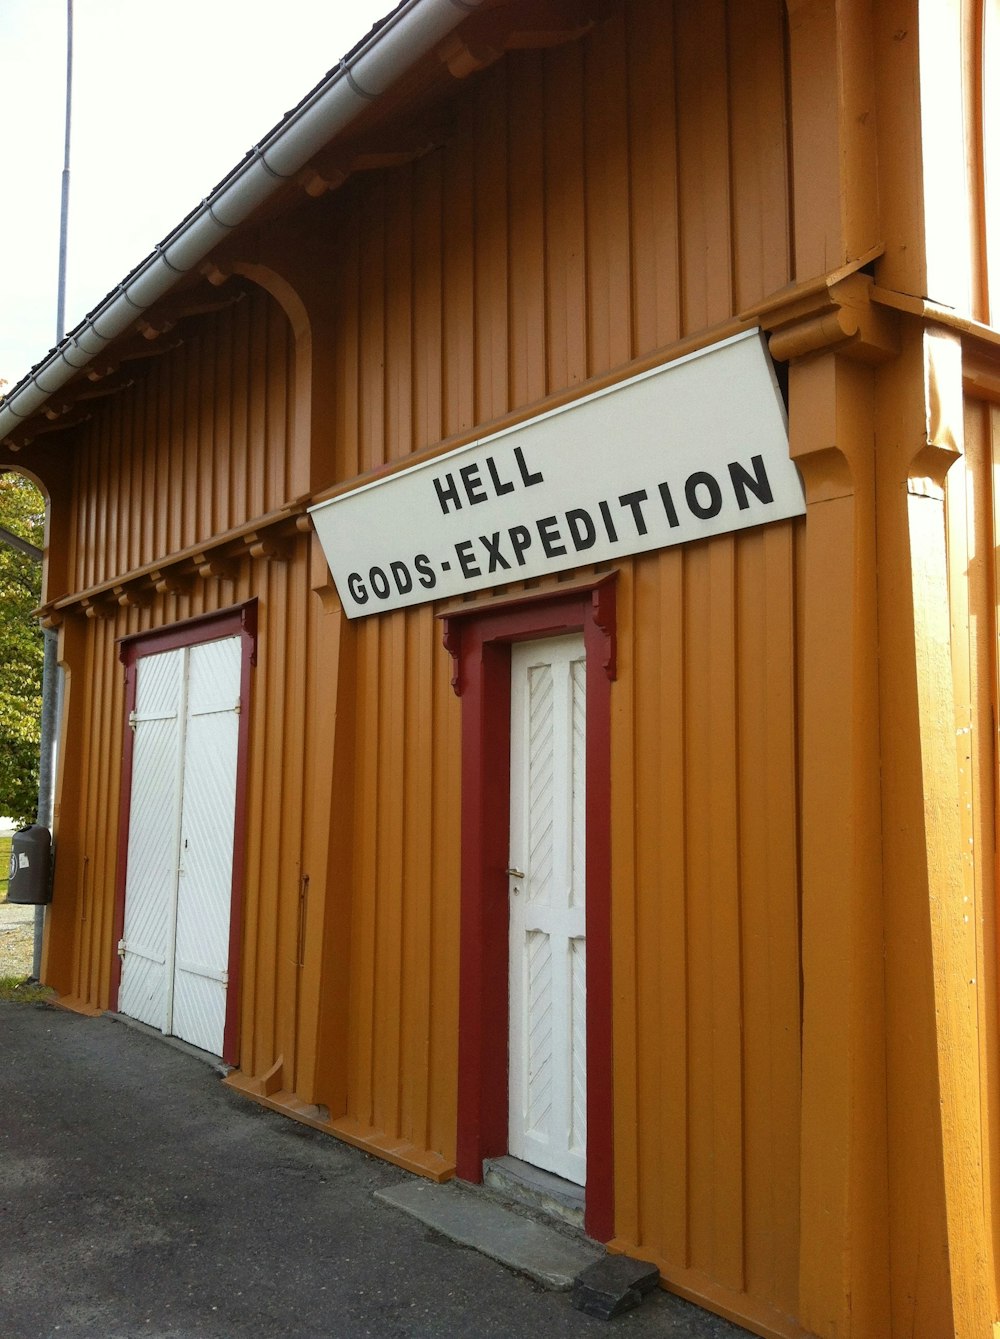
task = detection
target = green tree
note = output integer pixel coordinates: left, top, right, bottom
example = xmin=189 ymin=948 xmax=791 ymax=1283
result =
xmin=0 ymin=470 xmax=45 ymax=826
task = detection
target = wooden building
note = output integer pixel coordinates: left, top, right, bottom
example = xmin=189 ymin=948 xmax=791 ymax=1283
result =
xmin=2 ymin=1 xmax=999 ymax=1334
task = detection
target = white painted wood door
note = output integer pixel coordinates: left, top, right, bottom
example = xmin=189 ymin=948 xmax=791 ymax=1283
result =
xmin=508 ymin=634 xmax=587 ymax=1185
xmin=119 ymin=636 xmax=241 ymax=1056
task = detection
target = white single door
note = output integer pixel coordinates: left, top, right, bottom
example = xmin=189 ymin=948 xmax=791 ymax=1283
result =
xmin=119 ymin=636 xmax=241 ymax=1056
xmin=508 ymin=634 xmax=587 ymax=1185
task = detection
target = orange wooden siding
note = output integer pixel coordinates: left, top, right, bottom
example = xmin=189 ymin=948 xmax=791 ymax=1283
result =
xmin=41 ymin=2 xmax=809 ymax=1331
xmin=609 ymin=529 xmax=802 ymax=1332
xmin=946 ymin=395 xmax=1000 ymax=1307
xmin=64 ymin=288 xmax=296 ymax=596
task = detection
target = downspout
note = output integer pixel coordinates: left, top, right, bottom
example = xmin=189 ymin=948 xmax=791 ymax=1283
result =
xmin=0 ymin=0 xmax=486 ymax=442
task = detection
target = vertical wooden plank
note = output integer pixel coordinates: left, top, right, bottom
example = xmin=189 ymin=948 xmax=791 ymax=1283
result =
xmin=507 ymin=51 xmax=547 ymax=410
xmin=627 ymin=0 xmax=681 ymax=356
xmin=265 ymin=300 xmax=289 ymax=511
xmin=684 ymin=534 xmax=744 ymax=1291
xmin=270 ymin=560 xmax=297 ymax=1083
xmin=349 ymin=616 xmax=380 ymax=1126
xmin=543 ymin=42 xmax=588 ymax=393
xmin=584 ymin=5 xmax=632 ymax=376
xmin=373 ymin=611 xmax=406 ymax=1135
xmin=728 ymin=0 xmax=792 ymax=310
xmin=248 ymin=292 xmax=268 ymax=519
xmin=428 ymin=625 xmax=461 ymax=1157
xmin=442 ymin=116 xmax=475 ymax=438
xmin=675 ymin=0 xmax=733 ymax=331
xmin=385 ymin=168 xmax=414 ymax=464
xmin=737 ymin=522 xmax=801 ymax=1313
xmin=412 ymin=153 xmax=444 ymax=452
xmin=655 ymin=546 xmax=689 ymax=1264
xmin=213 ymin=308 xmax=233 ymax=536
xmin=473 ymin=66 xmax=509 ymax=423
xmin=609 ymin=560 xmax=641 ymax=1246
xmin=168 ymin=345 xmax=186 ymax=556
xmin=400 ymin=607 xmax=434 ymax=1150
xmin=358 ymin=176 xmax=387 ymax=475
xmin=105 ymin=404 xmax=120 ymax=579
xmin=229 ymin=295 xmax=249 ymax=529
xmin=197 ymin=317 xmax=215 ymax=542
xmin=332 ymin=204 xmax=362 ymax=483
xmin=182 ymin=336 xmax=201 ymax=551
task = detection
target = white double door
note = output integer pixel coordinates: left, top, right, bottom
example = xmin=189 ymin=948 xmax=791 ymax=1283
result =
xmin=118 ymin=636 xmax=241 ymax=1057
xmin=508 ymin=634 xmax=587 ymax=1186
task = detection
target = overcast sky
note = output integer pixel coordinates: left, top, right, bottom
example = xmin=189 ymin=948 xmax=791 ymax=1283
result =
xmin=0 ymin=0 xmax=391 ymax=387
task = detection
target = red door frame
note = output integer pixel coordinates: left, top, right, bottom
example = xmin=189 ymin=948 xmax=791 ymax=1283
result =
xmin=440 ymin=575 xmax=616 ymax=1242
xmin=110 ymin=602 xmax=257 ymax=1067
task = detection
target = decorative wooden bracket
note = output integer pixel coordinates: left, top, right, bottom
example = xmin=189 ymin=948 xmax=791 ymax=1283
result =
xmin=195 ymin=552 xmax=238 ymax=581
xmin=438 ymin=0 xmax=599 ymax=78
xmin=114 ymin=583 xmax=152 ymax=610
xmin=743 ymin=257 xmax=899 ymax=367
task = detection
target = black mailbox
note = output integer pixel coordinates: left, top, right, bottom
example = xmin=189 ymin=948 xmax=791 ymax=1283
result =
xmin=6 ymin=825 xmax=52 ymax=905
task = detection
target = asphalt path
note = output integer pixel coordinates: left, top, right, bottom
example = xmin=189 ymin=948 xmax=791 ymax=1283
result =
xmin=0 ymin=1002 xmax=751 ymax=1339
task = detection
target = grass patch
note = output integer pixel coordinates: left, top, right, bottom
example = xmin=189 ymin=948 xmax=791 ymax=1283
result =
xmin=0 ymin=976 xmax=54 ymax=1004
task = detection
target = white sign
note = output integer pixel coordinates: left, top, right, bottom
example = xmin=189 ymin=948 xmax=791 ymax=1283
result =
xmin=309 ymin=330 xmax=803 ymax=619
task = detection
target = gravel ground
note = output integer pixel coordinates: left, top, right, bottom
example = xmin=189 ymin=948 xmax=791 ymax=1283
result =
xmin=0 ymin=900 xmax=34 ymax=977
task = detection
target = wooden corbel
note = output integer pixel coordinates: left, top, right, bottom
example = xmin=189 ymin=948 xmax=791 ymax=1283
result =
xmin=244 ymin=531 xmax=289 ymax=562
xmin=38 ymin=607 xmax=63 ymax=630
xmin=439 ymin=0 xmax=598 ymax=77
xmin=744 ymin=258 xmax=899 ymax=367
xmin=79 ymin=594 xmax=116 ymax=619
xmin=136 ymin=315 xmax=176 ymax=341
xmin=194 ymin=553 xmax=237 ymax=581
xmin=150 ymin=568 xmax=193 ymax=597
xmin=199 ymin=259 xmax=233 ymax=288
xmin=114 ymin=582 xmax=153 ymax=610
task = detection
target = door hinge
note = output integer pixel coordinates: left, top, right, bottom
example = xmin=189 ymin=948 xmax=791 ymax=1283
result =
xmin=117 ymin=938 xmax=127 ymax=960
xmin=128 ymin=711 xmax=137 ymax=733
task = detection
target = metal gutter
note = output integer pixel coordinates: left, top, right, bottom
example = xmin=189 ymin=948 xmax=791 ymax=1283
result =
xmin=0 ymin=0 xmax=485 ymax=444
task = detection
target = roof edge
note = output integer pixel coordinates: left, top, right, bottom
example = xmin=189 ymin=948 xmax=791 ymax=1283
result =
xmin=0 ymin=0 xmax=486 ymax=445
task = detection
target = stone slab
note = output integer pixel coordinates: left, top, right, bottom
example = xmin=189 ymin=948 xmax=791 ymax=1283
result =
xmin=376 ymin=1178 xmax=603 ymax=1290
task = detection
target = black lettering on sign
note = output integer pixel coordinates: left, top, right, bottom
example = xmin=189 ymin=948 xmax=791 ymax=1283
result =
xmin=685 ymin=471 xmax=723 ymax=520
xmin=433 ymin=472 xmax=462 ymax=516
xmin=537 ymin=515 xmax=566 ymax=558
xmin=509 ymin=525 xmax=532 ymax=566
xmin=598 ymin=500 xmax=618 ymax=543
xmin=455 ymin=540 xmax=481 ymax=579
xmin=390 ymin=561 xmax=413 ymax=595
xmin=414 ymin=554 xmax=437 ymax=589
xmin=658 ymin=481 xmax=680 ymax=528
xmin=486 ymin=455 xmax=516 ymax=496
xmin=566 ymin=508 xmax=596 ymax=551
xmin=347 ymin=572 xmax=368 ymax=604
xmin=728 ymin=455 xmax=773 ymax=510
xmin=514 ymin=446 xmax=544 ymax=488
xmin=479 ymin=532 xmax=512 ymax=573
xmin=460 ymin=462 xmax=488 ymax=505
xmin=619 ymin=489 xmax=650 ymax=536
xmin=369 ymin=566 xmax=391 ymax=599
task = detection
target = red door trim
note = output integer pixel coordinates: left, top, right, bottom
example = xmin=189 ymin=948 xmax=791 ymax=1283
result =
xmin=439 ymin=575 xmax=616 ymax=1242
xmin=110 ymin=601 xmax=257 ymax=1066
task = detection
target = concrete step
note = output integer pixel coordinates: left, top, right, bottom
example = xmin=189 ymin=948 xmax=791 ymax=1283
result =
xmin=482 ymin=1155 xmax=585 ymax=1230
xmin=376 ymin=1178 xmax=603 ymax=1290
